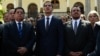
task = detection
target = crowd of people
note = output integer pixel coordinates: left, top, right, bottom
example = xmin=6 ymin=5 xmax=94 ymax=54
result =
xmin=0 ymin=1 xmax=100 ymax=56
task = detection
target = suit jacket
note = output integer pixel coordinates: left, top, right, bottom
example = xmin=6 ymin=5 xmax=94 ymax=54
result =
xmin=94 ymin=30 xmax=100 ymax=56
xmin=94 ymin=23 xmax=100 ymax=38
xmin=88 ymin=22 xmax=100 ymax=56
xmin=0 ymin=24 xmax=4 ymax=55
xmin=2 ymin=21 xmax=35 ymax=56
xmin=36 ymin=16 xmax=64 ymax=56
xmin=64 ymin=20 xmax=95 ymax=56
xmin=88 ymin=30 xmax=100 ymax=56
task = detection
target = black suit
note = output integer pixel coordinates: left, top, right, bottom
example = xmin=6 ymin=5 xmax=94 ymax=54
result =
xmin=2 ymin=21 xmax=35 ymax=56
xmin=88 ymin=23 xmax=100 ymax=56
xmin=0 ymin=24 xmax=4 ymax=55
xmin=64 ymin=20 xmax=95 ymax=56
xmin=36 ymin=16 xmax=64 ymax=56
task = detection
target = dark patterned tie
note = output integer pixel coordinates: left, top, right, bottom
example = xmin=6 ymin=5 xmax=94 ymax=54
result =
xmin=18 ymin=22 xmax=22 ymax=37
xmin=46 ymin=17 xmax=49 ymax=31
xmin=74 ymin=21 xmax=77 ymax=34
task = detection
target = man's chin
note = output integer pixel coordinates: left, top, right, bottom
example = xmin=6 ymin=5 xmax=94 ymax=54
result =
xmin=73 ymin=17 xmax=80 ymax=19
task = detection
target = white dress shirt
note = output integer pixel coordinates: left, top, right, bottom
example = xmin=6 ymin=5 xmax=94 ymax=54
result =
xmin=44 ymin=15 xmax=53 ymax=28
xmin=15 ymin=21 xmax=23 ymax=30
xmin=72 ymin=18 xmax=81 ymax=30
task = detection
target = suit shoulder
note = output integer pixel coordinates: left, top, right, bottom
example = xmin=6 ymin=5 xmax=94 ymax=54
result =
xmin=81 ymin=20 xmax=90 ymax=23
xmin=52 ymin=17 xmax=63 ymax=23
xmin=94 ymin=21 xmax=100 ymax=29
xmin=3 ymin=22 xmax=14 ymax=30
xmin=95 ymin=21 xmax=100 ymax=26
xmin=81 ymin=20 xmax=91 ymax=25
xmin=23 ymin=21 xmax=33 ymax=26
xmin=53 ymin=16 xmax=60 ymax=20
xmin=37 ymin=19 xmax=43 ymax=22
xmin=36 ymin=18 xmax=44 ymax=25
xmin=4 ymin=22 xmax=13 ymax=26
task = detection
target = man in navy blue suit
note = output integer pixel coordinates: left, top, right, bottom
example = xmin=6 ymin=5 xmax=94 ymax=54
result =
xmin=2 ymin=7 xmax=35 ymax=56
xmin=36 ymin=1 xmax=64 ymax=56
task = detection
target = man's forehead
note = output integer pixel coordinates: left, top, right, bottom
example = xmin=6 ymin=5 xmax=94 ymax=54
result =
xmin=16 ymin=9 xmax=23 ymax=11
xmin=72 ymin=7 xmax=80 ymax=10
xmin=9 ymin=9 xmax=14 ymax=12
xmin=44 ymin=2 xmax=51 ymax=5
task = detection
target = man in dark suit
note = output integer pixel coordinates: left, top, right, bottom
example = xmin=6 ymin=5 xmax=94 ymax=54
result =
xmin=36 ymin=1 xmax=64 ymax=56
xmin=2 ymin=7 xmax=35 ymax=56
xmin=64 ymin=6 xmax=95 ymax=56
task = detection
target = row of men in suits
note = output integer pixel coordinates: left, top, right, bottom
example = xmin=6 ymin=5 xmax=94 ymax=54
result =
xmin=36 ymin=1 xmax=96 ymax=56
xmin=0 ymin=1 xmax=98 ymax=56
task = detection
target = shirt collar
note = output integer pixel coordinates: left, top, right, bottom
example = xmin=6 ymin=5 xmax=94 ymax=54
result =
xmin=72 ymin=18 xmax=81 ymax=22
xmin=45 ymin=14 xmax=53 ymax=19
xmin=15 ymin=20 xmax=23 ymax=24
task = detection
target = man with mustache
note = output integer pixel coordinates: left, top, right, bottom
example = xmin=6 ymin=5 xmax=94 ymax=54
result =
xmin=63 ymin=6 xmax=95 ymax=56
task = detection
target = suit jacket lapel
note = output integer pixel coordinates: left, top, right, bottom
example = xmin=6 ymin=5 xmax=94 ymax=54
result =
xmin=42 ymin=18 xmax=46 ymax=32
xmin=12 ymin=21 xmax=20 ymax=39
xmin=20 ymin=22 xmax=29 ymax=42
xmin=21 ymin=22 xmax=29 ymax=39
xmin=48 ymin=16 xmax=54 ymax=32
xmin=21 ymin=22 xmax=25 ymax=39
xmin=69 ymin=21 xmax=75 ymax=35
xmin=66 ymin=21 xmax=75 ymax=35
xmin=76 ymin=20 xmax=84 ymax=35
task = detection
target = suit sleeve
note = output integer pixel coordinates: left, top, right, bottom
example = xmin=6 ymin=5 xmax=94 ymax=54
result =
xmin=82 ymin=24 xmax=96 ymax=55
xmin=25 ymin=24 xmax=36 ymax=51
xmin=3 ymin=23 xmax=18 ymax=50
xmin=57 ymin=19 xmax=64 ymax=55
xmin=63 ymin=23 xmax=71 ymax=55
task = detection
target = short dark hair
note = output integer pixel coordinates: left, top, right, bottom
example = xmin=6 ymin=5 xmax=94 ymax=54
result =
xmin=14 ymin=7 xmax=25 ymax=14
xmin=43 ymin=1 xmax=53 ymax=8
xmin=71 ymin=6 xmax=81 ymax=12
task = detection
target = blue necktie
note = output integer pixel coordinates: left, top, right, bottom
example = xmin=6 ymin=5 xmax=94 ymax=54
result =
xmin=74 ymin=21 xmax=77 ymax=34
xmin=18 ymin=22 xmax=22 ymax=37
xmin=46 ymin=17 xmax=49 ymax=31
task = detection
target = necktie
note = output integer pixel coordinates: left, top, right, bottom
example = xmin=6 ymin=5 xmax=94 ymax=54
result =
xmin=18 ymin=22 xmax=22 ymax=36
xmin=46 ymin=17 xmax=49 ymax=31
xmin=74 ymin=21 xmax=77 ymax=34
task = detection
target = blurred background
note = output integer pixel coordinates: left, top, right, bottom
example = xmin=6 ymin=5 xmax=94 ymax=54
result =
xmin=0 ymin=0 xmax=99 ymax=23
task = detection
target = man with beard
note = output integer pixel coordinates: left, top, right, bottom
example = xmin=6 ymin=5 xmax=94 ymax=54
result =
xmin=63 ymin=6 xmax=95 ymax=56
